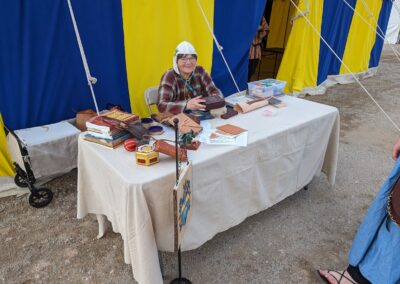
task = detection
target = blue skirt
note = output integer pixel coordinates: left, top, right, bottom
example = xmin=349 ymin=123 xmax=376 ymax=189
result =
xmin=349 ymin=159 xmax=400 ymax=284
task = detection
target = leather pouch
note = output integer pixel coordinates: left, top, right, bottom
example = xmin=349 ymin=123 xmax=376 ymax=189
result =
xmin=76 ymin=109 xmax=96 ymax=131
xmin=154 ymin=140 xmax=187 ymax=161
xmin=203 ymin=96 xmax=226 ymax=110
xmin=181 ymin=140 xmax=201 ymax=150
xmin=151 ymin=112 xmax=174 ymax=124
xmin=233 ymin=98 xmax=268 ymax=113
xmin=388 ymin=176 xmax=400 ymax=226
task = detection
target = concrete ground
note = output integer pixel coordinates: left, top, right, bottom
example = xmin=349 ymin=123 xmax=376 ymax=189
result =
xmin=1 ymin=46 xmax=400 ymax=284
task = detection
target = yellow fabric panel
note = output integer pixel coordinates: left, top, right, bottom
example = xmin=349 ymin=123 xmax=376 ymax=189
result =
xmin=277 ymin=0 xmax=323 ymax=93
xmin=267 ymin=0 xmax=296 ymax=48
xmin=340 ymin=0 xmax=381 ymax=74
xmin=122 ymin=0 xmax=214 ymax=117
xmin=0 ymin=114 xmax=14 ymax=176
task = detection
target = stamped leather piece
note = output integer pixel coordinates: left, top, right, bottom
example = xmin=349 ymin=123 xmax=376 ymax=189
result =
xmin=154 ymin=140 xmax=187 ymax=161
xmin=216 ymin=124 xmax=246 ymax=135
xmin=221 ymin=109 xmax=238 ymax=120
xmin=203 ymin=96 xmax=226 ymax=110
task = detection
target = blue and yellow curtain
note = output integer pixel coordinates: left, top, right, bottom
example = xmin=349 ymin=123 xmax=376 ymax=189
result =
xmin=0 ymin=0 xmax=393 ymax=130
xmin=275 ymin=0 xmax=393 ymax=93
xmin=122 ymin=0 xmax=266 ymax=115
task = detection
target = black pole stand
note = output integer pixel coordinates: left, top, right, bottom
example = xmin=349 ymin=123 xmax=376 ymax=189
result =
xmin=170 ymin=118 xmax=192 ymax=284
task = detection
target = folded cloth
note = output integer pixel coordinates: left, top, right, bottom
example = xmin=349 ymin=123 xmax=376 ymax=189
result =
xmin=234 ymin=98 xmax=268 ymax=113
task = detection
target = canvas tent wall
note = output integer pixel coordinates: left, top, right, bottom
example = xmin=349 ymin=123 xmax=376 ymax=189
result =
xmin=386 ymin=0 xmax=400 ymax=44
xmin=269 ymin=0 xmax=393 ymax=94
xmin=0 ymin=0 xmax=393 ymax=184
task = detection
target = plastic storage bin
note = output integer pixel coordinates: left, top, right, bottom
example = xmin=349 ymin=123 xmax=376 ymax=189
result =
xmin=248 ymin=79 xmax=287 ymax=98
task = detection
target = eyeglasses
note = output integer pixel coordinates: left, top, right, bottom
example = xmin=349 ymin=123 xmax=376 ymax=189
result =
xmin=179 ymin=57 xmax=197 ymax=63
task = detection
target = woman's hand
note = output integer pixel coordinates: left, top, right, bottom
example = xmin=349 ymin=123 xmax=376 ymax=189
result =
xmin=392 ymin=138 xmax=400 ymax=160
xmin=186 ymin=96 xmax=206 ymax=111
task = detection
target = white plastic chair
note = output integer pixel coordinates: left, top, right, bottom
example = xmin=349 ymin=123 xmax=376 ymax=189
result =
xmin=144 ymin=87 xmax=159 ymax=115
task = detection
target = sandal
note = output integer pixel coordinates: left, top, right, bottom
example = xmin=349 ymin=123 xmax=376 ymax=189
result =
xmin=318 ymin=270 xmax=358 ymax=284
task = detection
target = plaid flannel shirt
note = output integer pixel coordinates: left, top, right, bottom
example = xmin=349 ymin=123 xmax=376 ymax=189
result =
xmin=249 ymin=17 xmax=269 ymax=60
xmin=157 ymin=65 xmax=221 ymax=114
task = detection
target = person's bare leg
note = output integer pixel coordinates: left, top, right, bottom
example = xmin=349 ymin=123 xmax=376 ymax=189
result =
xmin=318 ymin=270 xmax=358 ymax=284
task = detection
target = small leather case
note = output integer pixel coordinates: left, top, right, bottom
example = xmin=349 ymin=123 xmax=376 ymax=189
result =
xmin=221 ymin=109 xmax=238 ymax=119
xmin=203 ymin=96 xmax=226 ymax=110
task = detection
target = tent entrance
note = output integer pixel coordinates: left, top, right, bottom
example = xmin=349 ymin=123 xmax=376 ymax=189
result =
xmin=253 ymin=0 xmax=295 ymax=80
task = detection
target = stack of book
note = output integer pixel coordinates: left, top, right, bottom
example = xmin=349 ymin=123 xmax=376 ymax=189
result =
xmin=84 ymin=110 xmax=138 ymax=148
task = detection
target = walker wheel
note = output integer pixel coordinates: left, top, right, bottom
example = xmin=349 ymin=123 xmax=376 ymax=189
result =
xmin=14 ymin=173 xmax=28 ymax=188
xmin=29 ymin=188 xmax=53 ymax=208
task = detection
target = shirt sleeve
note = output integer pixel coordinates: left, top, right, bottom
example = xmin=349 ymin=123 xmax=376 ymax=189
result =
xmin=157 ymin=71 xmax=187 ymax=114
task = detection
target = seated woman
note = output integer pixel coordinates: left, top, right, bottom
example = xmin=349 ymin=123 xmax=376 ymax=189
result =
xmin=318 ymin=139 xmax=400 ymax=284
xmin=157 ymin=41 xmax=222 ymax=114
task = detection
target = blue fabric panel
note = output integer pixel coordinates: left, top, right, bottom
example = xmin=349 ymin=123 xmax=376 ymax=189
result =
xmin=317 ymin=0 xmax=356 ymax=85
xmin=369 ymin=0 xmax=393 ymax=68
xmin=211 ymin=0 xmax=267 ymax=96
xmin=0 ymin=0 xmax=129 ymax=130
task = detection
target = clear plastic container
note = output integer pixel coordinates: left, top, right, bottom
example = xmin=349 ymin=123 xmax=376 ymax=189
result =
xmin=248 ymin=79 xmax=287 ymax=98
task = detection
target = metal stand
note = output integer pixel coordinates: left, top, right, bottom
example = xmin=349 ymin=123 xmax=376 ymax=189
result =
xmin=170 ymin=118 xmax=192 ymax=284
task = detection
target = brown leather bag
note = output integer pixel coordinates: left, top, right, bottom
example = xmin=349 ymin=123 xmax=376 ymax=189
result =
xmin=76 ymin=109 xmax=97 ymax=131
xmin=388 ymin=176 xmax=400 ymax=226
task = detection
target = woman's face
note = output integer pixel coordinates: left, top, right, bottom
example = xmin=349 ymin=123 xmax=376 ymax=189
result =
xmin=177 ymin=54 xmax=197 ymax=78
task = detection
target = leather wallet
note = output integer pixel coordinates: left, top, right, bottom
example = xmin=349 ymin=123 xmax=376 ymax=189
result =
xmin=203 ymin=96 xmax=226 ymax=110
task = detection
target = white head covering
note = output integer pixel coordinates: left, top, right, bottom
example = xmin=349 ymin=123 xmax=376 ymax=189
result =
xmin=173 ymin=41 xmax=197 ymax=75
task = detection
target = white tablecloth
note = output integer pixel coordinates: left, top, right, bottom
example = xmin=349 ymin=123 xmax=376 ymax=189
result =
xmin=77 ymin=95 xmax=339 ymax=284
